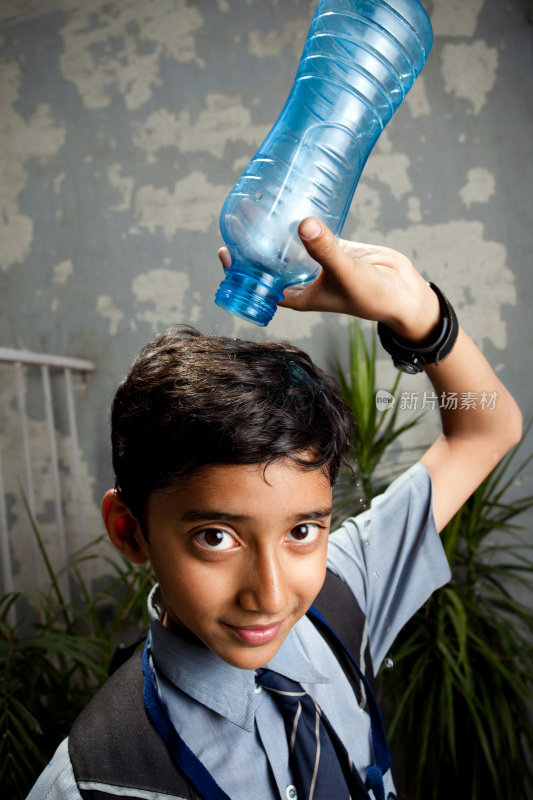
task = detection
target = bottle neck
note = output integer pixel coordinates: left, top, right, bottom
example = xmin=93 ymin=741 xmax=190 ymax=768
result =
xmin=215 ymin=265 xmax=285 ymax=327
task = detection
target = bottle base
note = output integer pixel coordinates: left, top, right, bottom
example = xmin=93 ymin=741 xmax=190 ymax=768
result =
xmin=215 ymin=268 xmax=284 ymax=327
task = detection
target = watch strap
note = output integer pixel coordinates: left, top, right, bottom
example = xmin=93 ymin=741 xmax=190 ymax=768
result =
xmin=377 ymin=283 xmax=458 ymax=374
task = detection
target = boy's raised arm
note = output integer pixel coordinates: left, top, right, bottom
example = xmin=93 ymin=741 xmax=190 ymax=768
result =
xmin=276 ymin=217 xmax=523 ymax=531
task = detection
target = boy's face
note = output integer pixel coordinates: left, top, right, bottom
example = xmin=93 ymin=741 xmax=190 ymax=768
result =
xmin=140 ymin=458 xmax=332 ymax=670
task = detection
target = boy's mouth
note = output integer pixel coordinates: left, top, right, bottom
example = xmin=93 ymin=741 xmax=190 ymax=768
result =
xmin=225 ymin=621 xmax=283 ymax=645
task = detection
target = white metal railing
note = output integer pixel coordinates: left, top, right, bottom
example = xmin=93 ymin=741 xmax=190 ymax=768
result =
xmin=0 ymin=347 xmax=95 ymax=613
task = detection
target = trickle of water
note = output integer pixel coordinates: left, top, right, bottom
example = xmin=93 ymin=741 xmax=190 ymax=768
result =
xmin=384 ymin=657 xmax=394 ymax=669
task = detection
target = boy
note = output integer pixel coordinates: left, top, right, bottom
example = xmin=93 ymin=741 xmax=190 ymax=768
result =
xmin=27 ymin=218 xmax=521 ymax=800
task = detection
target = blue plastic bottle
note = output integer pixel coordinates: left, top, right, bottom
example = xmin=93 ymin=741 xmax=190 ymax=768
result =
xmin=216 ymin=0 xmax=433 ymax=326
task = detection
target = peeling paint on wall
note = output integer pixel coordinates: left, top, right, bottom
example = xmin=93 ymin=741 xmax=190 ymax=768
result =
xmin=58 ymin=0 xmax=205 ymax=110
xmin=131 ymin=267 xmax=199 ymax=331
xmin=96 ymin=294 xmax=125 ymax=335
xmin=132 ymin=94 xmax=270 ymax=160
xmin=460 ymin=167 xmax=496 ymax=208
xmin=1 ymin=61 xmax=65 ymax=272
xmin=265 ymin=308 xmax=327 ymax=342
xmin=441 ymin=41 xmax=499 ymax=115
xmin=431 ymin=0 xmax=485 ymax=38
xmin=404 ymin=76 xmax=431 ymax=118
xmin=134 ymin=172 xmax=229 ymax=236
xmin=364 ymin=152 xmax=413 ymax=201
xmin=53 ymin=258 xmax=74 ymax=284
xmin=107 ymin=165 xmax=135 ymax=211
xmin=247 ymin=17 xmax=308 ymax=59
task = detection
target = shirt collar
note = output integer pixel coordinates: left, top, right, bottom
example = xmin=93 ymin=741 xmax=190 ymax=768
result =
xmin=147 ymin=585 xmax=329 ymax=731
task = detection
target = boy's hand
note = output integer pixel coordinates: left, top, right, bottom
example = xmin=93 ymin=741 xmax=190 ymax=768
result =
xmin=284 ymin=218 xmax=440 ymax=345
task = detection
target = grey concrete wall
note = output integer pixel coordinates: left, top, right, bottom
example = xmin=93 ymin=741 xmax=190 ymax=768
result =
xmin=1 ymin=0 xmax=532 ymax=588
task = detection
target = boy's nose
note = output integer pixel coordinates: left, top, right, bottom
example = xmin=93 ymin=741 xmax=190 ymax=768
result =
xmin=237 ymin=550 xmax=290 ymax=615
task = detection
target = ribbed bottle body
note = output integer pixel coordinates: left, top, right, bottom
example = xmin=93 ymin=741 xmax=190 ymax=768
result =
xmin=216 ymin=0 xmax=432 ymax=325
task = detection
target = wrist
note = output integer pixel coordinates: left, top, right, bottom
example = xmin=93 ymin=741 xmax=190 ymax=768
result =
xmin=386 ymin=282 xmax=441 ymax=345
xmin=377 ymin=283 xmax=459 ymax=374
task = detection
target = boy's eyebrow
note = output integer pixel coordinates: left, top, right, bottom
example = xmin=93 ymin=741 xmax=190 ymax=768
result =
xmin=180 ymin=508 xmax=333 ymax=523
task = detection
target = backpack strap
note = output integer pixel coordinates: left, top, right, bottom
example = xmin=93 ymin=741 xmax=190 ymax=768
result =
xmin=69 ymin=654 xmax=196 ymax=800
xmin=308 ymin=570 xmax=393 ymax=800
xmin=108 ymin=631 xmax=147 ymax=676
xmin=313 ymin=568 xmax=374 ymax=679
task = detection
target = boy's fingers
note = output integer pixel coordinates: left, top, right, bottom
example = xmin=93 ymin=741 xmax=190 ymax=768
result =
xmin=217 ymin=246 xmax=232 ymax=270
xmin=298 ymin=217 xmax=345 ymax=271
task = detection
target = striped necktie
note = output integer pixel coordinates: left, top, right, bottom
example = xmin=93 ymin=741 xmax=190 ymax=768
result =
xmin=255 ymin=668 xmax=371 ymax=800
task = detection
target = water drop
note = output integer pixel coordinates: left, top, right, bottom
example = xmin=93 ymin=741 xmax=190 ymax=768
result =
xmin=373 ymin=570 xmax=380 ymax=578
xmin=384 ymin=657 xmax=394 ymax=669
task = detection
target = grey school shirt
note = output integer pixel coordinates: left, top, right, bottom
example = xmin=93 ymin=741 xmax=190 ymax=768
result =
xmin=27 ymin=462 xmax=451 ymax=800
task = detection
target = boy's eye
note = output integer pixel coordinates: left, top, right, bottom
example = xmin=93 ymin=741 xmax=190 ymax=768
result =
xmin=286 ymin=523 xmax=321 ymax=544
xmin=194 ymin=529 xmax=237 ymax=551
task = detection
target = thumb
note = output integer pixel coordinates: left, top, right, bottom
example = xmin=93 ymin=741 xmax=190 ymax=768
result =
xmin=298 ymin=217 xmax=342 ymax=269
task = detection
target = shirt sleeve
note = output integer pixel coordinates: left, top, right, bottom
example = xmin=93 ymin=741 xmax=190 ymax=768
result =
xmin=25 ymin=738 xmax=82 ymax=800
xmin=326 ymin=462 xmax=451 ymax=671
xmin=25 ymin=734 xmax=202 ymax=800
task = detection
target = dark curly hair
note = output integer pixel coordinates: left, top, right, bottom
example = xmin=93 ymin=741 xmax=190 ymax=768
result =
xmin=111 ymin=325 xmax=353 ymax=521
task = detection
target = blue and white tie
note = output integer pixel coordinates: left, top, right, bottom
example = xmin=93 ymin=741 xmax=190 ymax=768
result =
xmin=255 ymin=668 xmax=371 ymax=800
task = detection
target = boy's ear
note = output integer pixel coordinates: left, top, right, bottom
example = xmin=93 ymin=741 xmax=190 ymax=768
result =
xmin=102 ymin=489 xmax=149 ymax=564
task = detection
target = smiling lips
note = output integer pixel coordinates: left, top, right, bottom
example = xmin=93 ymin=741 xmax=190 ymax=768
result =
xmin=226 ymin=621 xmax=283 ymax=645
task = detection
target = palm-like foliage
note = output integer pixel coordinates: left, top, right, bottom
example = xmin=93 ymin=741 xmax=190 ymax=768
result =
xmin=333 ymin=318 xmax=424 ymax=524
xmin=0 ymin=512 xmax=153 ymax=800
xmin=0 ymin=592 xmax=106 ymax=797
xmin=378 ymin=435 xmax=533 ymax=799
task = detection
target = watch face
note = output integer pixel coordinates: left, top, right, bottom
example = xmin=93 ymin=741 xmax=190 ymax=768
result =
xmin=395 ymin=358 xmax=423 ymax=375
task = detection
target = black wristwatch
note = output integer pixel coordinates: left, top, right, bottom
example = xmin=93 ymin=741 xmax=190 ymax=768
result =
xmin=377 ymin=283 xmax=458 ymax=374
